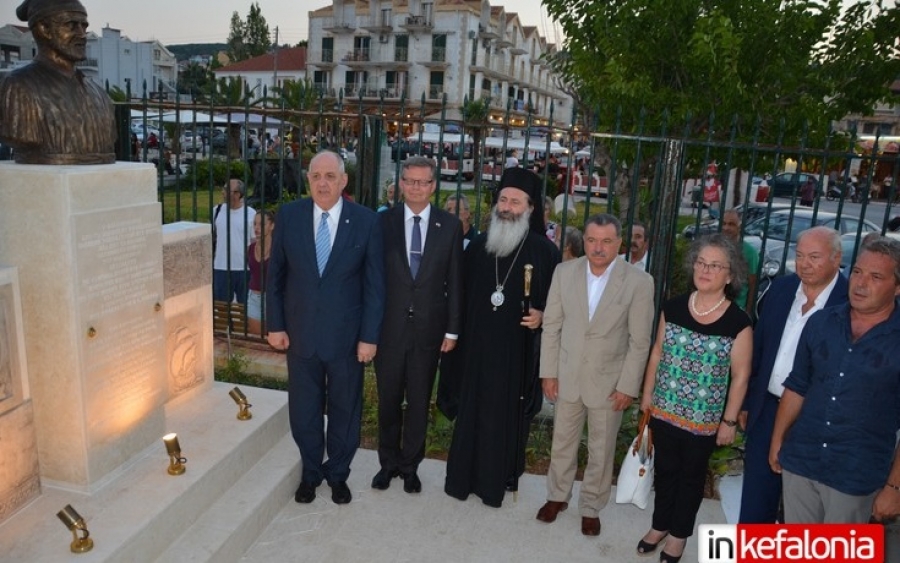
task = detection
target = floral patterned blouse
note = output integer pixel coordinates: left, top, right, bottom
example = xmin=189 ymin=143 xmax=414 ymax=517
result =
xmin=650 ymin=293 xmax=750 ymax=436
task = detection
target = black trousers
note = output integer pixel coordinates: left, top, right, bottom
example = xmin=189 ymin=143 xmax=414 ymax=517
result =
xmin=373 ymin=341 xmax=441 ymax=475
xmin=650 ymin=417 xmax=717 ymax=539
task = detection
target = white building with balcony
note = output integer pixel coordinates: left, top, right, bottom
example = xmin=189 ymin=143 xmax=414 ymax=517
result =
xmin=77 ymin=26 xmax=177 ymax=98
xmin=214 ymin=46 xmax=308 ymax=99
xmin=306 ymin=0 xmax=574 ymax=131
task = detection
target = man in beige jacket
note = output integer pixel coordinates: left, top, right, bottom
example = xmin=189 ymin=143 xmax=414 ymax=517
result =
xmin=536 ymin=213 xmax=655 ymax=536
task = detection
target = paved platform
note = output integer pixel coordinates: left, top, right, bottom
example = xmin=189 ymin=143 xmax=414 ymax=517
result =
xmin=241 ymin=447 xmax=728 ymax=563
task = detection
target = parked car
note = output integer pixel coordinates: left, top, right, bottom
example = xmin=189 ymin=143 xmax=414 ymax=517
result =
xmin=762 ymin=231 xmax=900 ymax=277
xmin=744 ymin=208 xmax=881 ymax=265
xmin=339 ymin=148 xmax=357 ymax=165
xmin=179 ymin=130 xmax=202 ymax=150
xmin=681 ymin=203 xmax=790 ymax=240
xmin=769 ymin=172 xmax=822 ymax=198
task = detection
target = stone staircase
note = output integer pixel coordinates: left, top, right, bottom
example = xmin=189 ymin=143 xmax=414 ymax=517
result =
xmin=0 ymin=382 xmax=294 ymax=563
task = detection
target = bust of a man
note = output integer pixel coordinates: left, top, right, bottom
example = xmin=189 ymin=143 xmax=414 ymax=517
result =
xmin=0 ymin=0 xmax=116 ymax=164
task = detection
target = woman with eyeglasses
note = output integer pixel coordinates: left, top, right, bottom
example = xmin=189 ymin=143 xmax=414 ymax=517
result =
xmin=636 ymin=233 xmax=752 ymax=563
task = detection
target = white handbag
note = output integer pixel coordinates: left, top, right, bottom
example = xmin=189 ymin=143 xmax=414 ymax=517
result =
xmin=615 ymin=409 xmax=654 ymax=509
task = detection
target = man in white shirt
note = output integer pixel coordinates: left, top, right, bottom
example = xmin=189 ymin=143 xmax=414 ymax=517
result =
xmin=620 ymin=221 xmax=649 ymax=271
xmin=738 ymin=227 xmax=847 ymax=523
xmin=537 ymin=213 xmax=655 ymax=536
xmin=213 ymin=179 xmax=256 ymax=304
xmin=505 ymin=149 xmax=519 ymax=169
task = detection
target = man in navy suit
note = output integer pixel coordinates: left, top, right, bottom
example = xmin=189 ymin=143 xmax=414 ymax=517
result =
xmin=267 ymin=150 xmax=385 ymax=505
xmin=738 ymin=227 xmax=846 ymax=522
xmin=372 ymin=156 xmax=463 ymax=493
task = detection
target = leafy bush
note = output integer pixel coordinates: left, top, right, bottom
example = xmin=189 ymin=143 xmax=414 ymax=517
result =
xmin=183 ymin=158 xmax=248 ymax=188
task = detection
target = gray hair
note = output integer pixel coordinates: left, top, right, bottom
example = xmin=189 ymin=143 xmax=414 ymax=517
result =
xmin=445 ymin=194 xmax=469 ymax=211
xmin=859 ymin=236 xmax=900 ymax=285
xmin=312 ymin=150 xmax=346 ymax=174
xmin=402 ymin=156 xmax=437 ymax=178
xmin=797 ymin=226 xmax=841 ymax=259
xmin=685 ymin=233 xmax=747 ymax=301
xmin=227 ymin=178 xmax=246 ymax=196
xmin=562 ymin=226 xmax=584 ymax=257
xmin=584 ymin=213 xmax=622 ymax=238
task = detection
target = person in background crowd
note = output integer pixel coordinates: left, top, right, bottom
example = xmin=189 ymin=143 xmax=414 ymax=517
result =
xmin=544 ymin=196 xmax=558 ymax=242
xmin=213 ymin=179 xmax=257 ymax=305
xmin=720 ymin=209 xmax=758 ymax=315
xmin=246 ymin=210 xmax=275 ymax=337
xmin=554 ymin=225 xmax=584 ymax=261
xmin=444 ymin=194 xmax=475 ymax=247
xmin=621 ymin=221 xmax=649 ymax=272
xmin=377 ymin=182 xmax=397 ymax=213
xmin=637 ymin=234 xmax=752 ymax=563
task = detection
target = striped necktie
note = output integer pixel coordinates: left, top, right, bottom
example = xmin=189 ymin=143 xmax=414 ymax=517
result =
xmin=315 ymin=211 xmax=330 ymax=275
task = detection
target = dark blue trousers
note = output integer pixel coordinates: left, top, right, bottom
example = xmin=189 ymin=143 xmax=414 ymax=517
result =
xmin=287 ymin=353 xmax=363 ymax=485
xmin=739 ymin=392 xmax=783 ymax=523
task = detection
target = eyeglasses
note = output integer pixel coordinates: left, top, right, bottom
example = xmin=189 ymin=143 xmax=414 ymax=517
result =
xmin=401 ymin=177 xmax=434 ymax=188
xmin=693 ymin=260 xmax=730 ymax=273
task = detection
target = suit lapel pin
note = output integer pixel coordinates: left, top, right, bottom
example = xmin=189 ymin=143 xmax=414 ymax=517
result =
xmin=435 ymin=222 xmax=441 ymax=227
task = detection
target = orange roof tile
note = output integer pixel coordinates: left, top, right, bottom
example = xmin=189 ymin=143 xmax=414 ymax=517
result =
xmin=218 ymin=46 xmax=306 ymax=72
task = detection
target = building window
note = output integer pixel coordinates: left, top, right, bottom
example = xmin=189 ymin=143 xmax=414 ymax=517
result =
xmin=429 ymin=71 xmax=444 ymax=99
xmin=431 ymin=34 xmax=446 ymax=63
xmin=394 ymin=34 xmax=408 ymax=62
xmin=322 ymin=37 xmax=333 ymax=63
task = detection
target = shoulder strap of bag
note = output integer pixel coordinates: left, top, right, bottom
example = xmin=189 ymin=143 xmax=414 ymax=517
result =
xmin=634 ymin=409 xmax=653 ymax=456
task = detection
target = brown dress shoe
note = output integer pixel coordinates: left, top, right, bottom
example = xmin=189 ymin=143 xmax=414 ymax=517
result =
xmin=581 ymin=516 xmax=601 ymax=536
xmin=535 ymin=501 xmax=568 ymax=523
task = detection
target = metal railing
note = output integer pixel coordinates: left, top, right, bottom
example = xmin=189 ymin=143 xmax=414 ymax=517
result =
xmin=117 ymin=83 xmax=900 ymax=338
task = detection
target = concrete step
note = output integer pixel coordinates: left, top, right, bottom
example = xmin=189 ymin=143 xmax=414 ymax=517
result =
xmin=155 ymin=433 xmax=297 ymax=563
xmin=0 ymin=382 xmax=289 ymax=563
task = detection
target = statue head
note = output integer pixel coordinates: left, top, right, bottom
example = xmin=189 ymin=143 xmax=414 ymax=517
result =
xmin=17 ymin=0 xmax=89 ymax=65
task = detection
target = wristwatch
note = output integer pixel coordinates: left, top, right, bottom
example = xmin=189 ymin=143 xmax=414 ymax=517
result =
xmin=722 ymin=419 xmax=738 ymax=427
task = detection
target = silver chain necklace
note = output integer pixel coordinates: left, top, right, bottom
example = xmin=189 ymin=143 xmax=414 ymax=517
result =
xmin=491 ymin=237 xmax=527 ymax=311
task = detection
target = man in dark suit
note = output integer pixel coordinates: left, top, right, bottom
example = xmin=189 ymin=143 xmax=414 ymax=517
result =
xmin=738 ymin=226 xmax=846 ymax=522
xmin=372 ymin=156 xmax=463 ymax=493
xmin=267 ymin=150 xmax=385 ymax=505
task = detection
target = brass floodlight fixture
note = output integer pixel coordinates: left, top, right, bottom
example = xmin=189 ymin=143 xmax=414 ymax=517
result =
xmin=57 ymin=504 xmax=94 ymax=553
xmin=162 ymin=433 xmax=187 ymax=475
xmin=228 ymin=386 xmax=253 ymax=420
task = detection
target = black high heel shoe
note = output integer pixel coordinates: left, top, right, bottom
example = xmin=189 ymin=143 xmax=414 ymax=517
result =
xmin=636 ymin=532 xmax=668 ymax=556
xmin=659 ymin=552 xmax=682 ymax=563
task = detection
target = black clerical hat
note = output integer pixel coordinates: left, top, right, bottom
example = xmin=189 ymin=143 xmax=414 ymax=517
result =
xmin=16 ymin=0 xmax=86 ymax=27
xmin=496 ymin=167 xmax=547 ymax=236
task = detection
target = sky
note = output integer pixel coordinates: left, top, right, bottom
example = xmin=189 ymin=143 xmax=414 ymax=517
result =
xmin=4 ymin=0 xmax=563 ymax=47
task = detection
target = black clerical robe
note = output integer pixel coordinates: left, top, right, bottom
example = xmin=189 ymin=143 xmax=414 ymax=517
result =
xmin=442 ymin=231 xmax=560 ymax=507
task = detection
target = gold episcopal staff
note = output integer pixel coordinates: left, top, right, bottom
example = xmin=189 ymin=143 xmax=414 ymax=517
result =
xmin=512 ymin=264 xmax=533 ymax=503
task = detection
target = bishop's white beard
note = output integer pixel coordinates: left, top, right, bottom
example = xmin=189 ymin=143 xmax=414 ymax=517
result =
xmin=485 ymin=206 xmax=531 ymax=257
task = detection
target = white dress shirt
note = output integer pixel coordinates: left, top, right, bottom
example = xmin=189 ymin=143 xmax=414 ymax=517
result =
xmin=313 ymin=198 xmax=343 ymax=250
xmin=767 ymin=273 xmax=839 ymax=396
xmin=404 ymin=203 xmax=431 ymax=268
xmin=587 ymin=258 xmax=616 ymax=321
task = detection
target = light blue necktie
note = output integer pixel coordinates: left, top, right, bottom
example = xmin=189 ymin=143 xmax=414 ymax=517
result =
xmin=410 ymin=215 xmax=422 ymax=279
xmin=315 ymin=211 xmax=330 ymax=275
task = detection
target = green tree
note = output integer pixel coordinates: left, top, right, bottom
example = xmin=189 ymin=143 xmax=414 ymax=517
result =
xmin=461 ymin=96 xmax=492 ymax=194
xmin=225 ymin=3 xmax=272 ymax=62
xmin=178 ymin=61 xmax=214 ymax=96
xmin=544 ymin=0 xmax=900 ymax=142
xmin=244 ymin=2 xmax=272 ymax=58
xmin=225 ymin=11 xmax=247 ymax=62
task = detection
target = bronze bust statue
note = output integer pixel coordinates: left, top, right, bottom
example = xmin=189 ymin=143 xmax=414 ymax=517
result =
xmin=0 ymin=0 xmax=116 ymax=165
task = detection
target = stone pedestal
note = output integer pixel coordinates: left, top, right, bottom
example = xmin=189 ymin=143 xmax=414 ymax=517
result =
xmin=162 ymin=222 xmax=213 ymax=402
xmin=0 ymin=266 xmax=40 ymax=521
xmin=0 ymin=162 xmax=166 ymax=490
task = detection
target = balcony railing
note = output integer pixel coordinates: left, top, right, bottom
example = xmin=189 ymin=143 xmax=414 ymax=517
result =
xmin=431 ymin=47 xmax=446 ymax=63
xmin=383 ymin=84 xmax=408 ymax=99
xmin=428 ymin=86 xmax=444 ymax=100
xmin=76 ymin=58 xmax=98 ymax=68
xmin=321 ymin=49 xmax=334 ymax=63
xmin=394 ymin=47 xmax=408 ymax=62
xmin=342 ymin=49 xmax=370 ymax=62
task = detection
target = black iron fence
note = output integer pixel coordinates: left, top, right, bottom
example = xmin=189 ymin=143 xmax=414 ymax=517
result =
xmin=117 ymin=86 xmax=900 ymax=337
